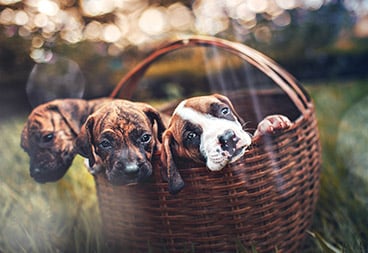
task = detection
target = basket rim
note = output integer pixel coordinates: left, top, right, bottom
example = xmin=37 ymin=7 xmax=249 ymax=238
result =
xmin=110 ymin=35 xmax=311 ymax=116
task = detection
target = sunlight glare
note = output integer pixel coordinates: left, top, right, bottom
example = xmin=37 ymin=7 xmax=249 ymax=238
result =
xmin=246 ymin=0 xmax=268 ymax=13
xmin=0 ymin=0 xmax=21 ymax=4
xmin=275 ymin=0 xmax=299 ymax=10
xmin=236 ymin=3 xmax=255 ymax=22
xmin=14 ymin=10 xmax=29 ymax=25
xmin=193 ymin=0 xmax=229 ymax=35
xmin=81 ymin=0 xmax=115 ymax=17
xmin=38 ymin=0 xmax=60 ymax=16
xmin=32 ymin=36 xmax=44 ymax=48
xmin=168 ymin=3 xmax=193 ymax=30
xmin=0 ymin=8 xmax=14 ymax=25
xmin=302 ymin=0 xmax=324 ymax=10
xmin=34 ymin=13 xmax=48 ymax=27
xmin=273 ymin=11 xmax=291 ymax=27
xmin=84 ymin=21 xmax=102 ymax=41
xmin=138 ymin=7 xmax=167 ymax=36
xmin=103 ymin=23 xmax=121 ymax=43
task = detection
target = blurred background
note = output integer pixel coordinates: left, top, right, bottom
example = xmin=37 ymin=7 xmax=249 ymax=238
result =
xmin=0 ymin=0 xmax=368 ymax=252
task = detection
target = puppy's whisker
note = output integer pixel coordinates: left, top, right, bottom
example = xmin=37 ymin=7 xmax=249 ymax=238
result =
xmin=241 ymin=121 xmax=255 ymax=131
xmin=241 ymin=121 xmax=251 ymax=128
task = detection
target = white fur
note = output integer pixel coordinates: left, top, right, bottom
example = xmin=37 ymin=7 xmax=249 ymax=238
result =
xmin=174 ymin=102 xmax=252 ymax=171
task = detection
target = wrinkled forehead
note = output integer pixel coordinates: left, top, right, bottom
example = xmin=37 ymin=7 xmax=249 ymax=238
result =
xmin=95 ymin=107 xmax=151 ymax=135
xmin=28 ymin=109 xmax=62 ymax=131
xmin=172 ymin=99 xmax=232 ymax=127
xmin=172 ymin=96 xmax=227 ymax=120
xmin=177 ymin=96 xmax=224 ymax=115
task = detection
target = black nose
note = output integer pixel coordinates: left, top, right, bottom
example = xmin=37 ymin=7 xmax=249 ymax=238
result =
xmin=218 ymin=130 xmax=239 ymax=154
xmin=30 ymin=167 xmax=43 ymax=176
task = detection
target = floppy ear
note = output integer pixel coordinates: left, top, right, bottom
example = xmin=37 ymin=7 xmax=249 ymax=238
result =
xmin=48 ymin=99 xmax=89 ymax=136
xmin=142 ymin=105 xmax=166 ymax=143
xmin=20 ymin=122 xmax=29 ymax=150
xmin=160 ymin=130 xmax=185 ymax=194
xmin=75 ymin=116 xmax=97 ymax=167
xmin=214 ymin=93 xmax=245 ymax=126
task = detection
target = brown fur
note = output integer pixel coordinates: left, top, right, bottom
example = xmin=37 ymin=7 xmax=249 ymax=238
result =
xmin=20 ymin=98 xmax=111 ymax=183
xmin=75 ymin=99 xmax=166 ymax=185
xmin=161 ymin=93 xmax=245 ymax=194
xmin=161 ymin=94 xmax=292 ymax=194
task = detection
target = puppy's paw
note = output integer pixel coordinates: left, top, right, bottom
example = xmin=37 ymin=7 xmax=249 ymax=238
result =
xmin=254 ymin=115 xmax=292 ymax=136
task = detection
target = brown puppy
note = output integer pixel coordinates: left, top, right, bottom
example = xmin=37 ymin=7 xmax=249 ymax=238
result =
xmin=21 ymin=98 xmax=111 ymax=183
xmin=161 ymin=94 xmax=292 ymax=194
xmin=75 ymin=99 xmax=166 ymax=185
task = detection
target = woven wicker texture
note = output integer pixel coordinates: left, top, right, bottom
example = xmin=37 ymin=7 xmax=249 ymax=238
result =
xmin=95 ymin=36 xmax=321 ymax=252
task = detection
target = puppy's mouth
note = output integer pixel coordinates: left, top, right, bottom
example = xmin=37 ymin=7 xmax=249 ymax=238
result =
xmin=30 ymin=166 xmax=69 ymax=183
xmin=229 ymin=144 xmax=251 ymax=162
xmin=205 ymin=143 xmax=250 ymax=171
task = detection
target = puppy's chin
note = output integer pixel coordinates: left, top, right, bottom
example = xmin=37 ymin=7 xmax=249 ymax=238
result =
xmin=30 ymin=166 xmax=69 ymax=183
xmin=205 ymin=146 xmax=248 ymax=171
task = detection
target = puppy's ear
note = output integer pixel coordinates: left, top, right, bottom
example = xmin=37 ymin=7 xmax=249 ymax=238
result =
xmin=142 ymin=106 xmax=166 ymax=143
xmin=20 ymin=123 xmax=29 ymax=150
xmin=160 ymin=130 xmax=184 ymax=194
xmin=214 ymin=93 xmax=245 ymax=126
xmin=48 ymin=99 xmax=89 ymax=136
xmin=75 ymin=116 xmax=96 ymax=167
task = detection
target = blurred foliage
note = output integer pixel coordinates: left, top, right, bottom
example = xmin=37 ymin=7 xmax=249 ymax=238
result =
xmin=306 ymin=80 xmax=368 ymax=252
xmin=249 ymin=1 xmax=354 ymax=60
xmin=1 ymin=0 xmax=367 ymax=109
xmin=0 ymin=115 xmax=102 ymax=252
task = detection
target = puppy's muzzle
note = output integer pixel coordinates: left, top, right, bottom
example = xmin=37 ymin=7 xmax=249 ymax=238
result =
xmin=218 ymin=129 xmax=240 ymax=156
xmin=30 ymin=163 xmax=68 ymax=183
xmin=108 ymin=160 xmax=152 ymax=185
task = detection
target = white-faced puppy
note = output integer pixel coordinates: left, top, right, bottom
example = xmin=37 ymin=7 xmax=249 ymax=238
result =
xmin=161 ymin=94 xmax=293 ymax=194
xmin=161 ymin=94 xmax=253 ymax=194
xmin=75 ymin=100 xmax=166 ymax=185
xmin=21 ymin=98 xmax=111 ymax=183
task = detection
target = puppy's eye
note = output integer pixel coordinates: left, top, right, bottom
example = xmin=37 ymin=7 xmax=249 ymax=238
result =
xmin=140 ymin=133 xmax=151 ymax=143
xmin=99 ymin=139 xmax=112 ymax=149
xmin=186 ymin=131 xmax=197 ymax=140
xmin=221 ymin=107 xmax=230 ymax=115
xmin=41 ymin=133 xmax=54 ymax=143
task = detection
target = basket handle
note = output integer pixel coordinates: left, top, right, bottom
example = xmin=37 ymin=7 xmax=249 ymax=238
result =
xmin=110 ymin=35 xmax=310 ymax=115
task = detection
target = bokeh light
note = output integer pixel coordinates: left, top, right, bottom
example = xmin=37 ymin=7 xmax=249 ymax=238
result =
xmin=38 ymin=0 xmax=59 ymax=16
xmin=0 ymin=0 xmax=367 ymax=56
xmin=139 ymin=7 xmax=168 ymax=36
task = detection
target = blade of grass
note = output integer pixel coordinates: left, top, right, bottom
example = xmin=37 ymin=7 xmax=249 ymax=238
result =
xmin=308 ymin=231 xmax=343 ymax=253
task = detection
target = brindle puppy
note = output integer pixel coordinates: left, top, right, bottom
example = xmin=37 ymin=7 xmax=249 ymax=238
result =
xmin=21 ymin=98 xmax=111 ymax=183
xmin=75 ymin=99 xmax=166 ymax=185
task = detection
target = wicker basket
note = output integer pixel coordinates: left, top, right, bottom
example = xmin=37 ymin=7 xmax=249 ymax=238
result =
xmin=94 ymin=36 xmax=321 ymax=252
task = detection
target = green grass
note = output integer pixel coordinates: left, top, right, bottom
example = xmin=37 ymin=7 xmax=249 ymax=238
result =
xmin=306 ymin=80 xmax=368 ymax=252
xmin=0 ymin=116 xmax=103 ymax=253
xmin=0 ymin=79 xmax=367 ymax=252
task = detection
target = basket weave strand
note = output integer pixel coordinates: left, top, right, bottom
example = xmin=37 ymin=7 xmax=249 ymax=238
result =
xmin=94 ymin=36 xmax=321 ymax=253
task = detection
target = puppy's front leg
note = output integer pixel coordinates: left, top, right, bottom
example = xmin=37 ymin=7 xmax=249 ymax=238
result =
xmin=254 ymin=115 xmax=292 ymax=137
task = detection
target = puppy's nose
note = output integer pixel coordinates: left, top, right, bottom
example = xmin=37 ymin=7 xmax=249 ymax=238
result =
xmin=124 ymin=163 xmax=139 ymax=175
xmin=30 ymin=167 xmax=42 ymax=175
xmin=218 ymin=130 xmax=239 ymax=154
